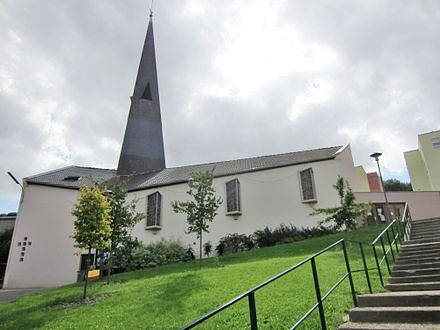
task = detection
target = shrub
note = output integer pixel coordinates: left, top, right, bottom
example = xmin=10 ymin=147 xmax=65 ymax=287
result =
xmin=124 ymin=238 xmax=193 ymax=271
xmin=215 ymin=233 xmax=255 ymax=256
xmin=203 ymin=241 xmax=212 ymax=257
xmin=215 ymin=223 xmax=337 ymax=256
xmin=254 ymin=224 xmax=335 ymax=248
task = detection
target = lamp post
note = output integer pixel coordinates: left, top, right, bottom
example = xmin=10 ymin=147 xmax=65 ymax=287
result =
xmin=370 ymin=153 xmax=391 ymax=221
xmin=7 ymin=171 xmax=23 ymax=190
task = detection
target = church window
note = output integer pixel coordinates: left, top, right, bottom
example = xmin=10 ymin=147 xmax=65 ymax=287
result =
xmin=299 ymin=168 xmax=317 ymax=202
xmin=146 ymin=192 xmax=161 ymax=228
xmin=226 ymin=179 xmax=241 ymax=214
xmin=141 ymin=82 xmax=153 ymax=100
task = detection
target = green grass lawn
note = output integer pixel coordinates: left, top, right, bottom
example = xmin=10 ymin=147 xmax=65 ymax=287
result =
xmin=0 ymin=225 xmax=391 ymax=330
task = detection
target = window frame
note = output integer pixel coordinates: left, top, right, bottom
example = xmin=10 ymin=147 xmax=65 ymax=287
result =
xmin=226 ymin=178 xmax=242 ymax=215
xmin=146 ymin=191 xmax=162 ymax=229
xmin=298 ymin=168 xmax=317 ymax=203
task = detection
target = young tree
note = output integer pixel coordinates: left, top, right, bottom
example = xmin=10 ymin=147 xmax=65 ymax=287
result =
xmin=72 ymin=186 xmax=112 ymax=300
xmin=106 ymin=184 xmax=144 ymax=281
xmin=171 ymin=171 xmax=222 ymax=267
xmin=310 ymin=176 xmax=369 ymax=230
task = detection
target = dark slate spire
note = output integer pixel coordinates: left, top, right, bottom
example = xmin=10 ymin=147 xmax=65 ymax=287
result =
xmin=117 ymin=14 xmax=166 ymax=175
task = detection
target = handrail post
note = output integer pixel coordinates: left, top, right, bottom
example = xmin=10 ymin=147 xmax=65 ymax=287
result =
xmin=311 ymin=258 xmax=327 ymax=330
xmin=380 ymin=237 xmax=392 ymax=275
xmin=372 ymin=244 xmax=384 ymax=287
xmin=359 ymin=242 xmax=372 ymax=294
xmin=342 ymin=240 xmax=357 ymax=307
xmin=248 ymin=292 xmax=258 ymax=330
xmin=385 ymin=230 xmax=395 ymax=262
xmin=390 ymin=224 xmax=399 ymax=253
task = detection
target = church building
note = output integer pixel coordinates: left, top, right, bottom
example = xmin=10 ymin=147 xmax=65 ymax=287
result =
xmin=4 ymin=16 xmax=368 ymax=288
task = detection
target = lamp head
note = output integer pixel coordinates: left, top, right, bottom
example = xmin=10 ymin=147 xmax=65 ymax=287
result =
xmin=370 ymin=152 xmax=382 ymax=161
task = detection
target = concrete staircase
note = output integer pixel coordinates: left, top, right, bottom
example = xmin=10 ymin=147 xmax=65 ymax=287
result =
xmin=340 ymin=218 xmax=440 ymax=330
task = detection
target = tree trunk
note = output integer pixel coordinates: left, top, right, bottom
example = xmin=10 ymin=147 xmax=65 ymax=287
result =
xmin=199 ymin=230 xmax=202 ymax=269
xmin=106 ymin=250 xmax=112 ymax=285
xmin=83 ymin=246 xmax=91 ymax=301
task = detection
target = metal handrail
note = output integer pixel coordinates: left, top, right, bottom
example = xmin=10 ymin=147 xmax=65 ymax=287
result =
xmin=182 ymin=239 xmax=361 ymax=330
xmin=181 ymin=208 xmax=413 ymax=330
xmin=371 ymin=203 xmax=411 ymax=287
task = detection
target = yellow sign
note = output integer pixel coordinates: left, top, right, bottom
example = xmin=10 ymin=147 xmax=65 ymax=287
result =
xmin=88 ymin=269 xmax=100 ymax=280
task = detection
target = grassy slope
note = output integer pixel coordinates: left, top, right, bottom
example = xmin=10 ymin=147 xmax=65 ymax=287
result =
xmin=0 ymin=225 xmax=389 ymax=330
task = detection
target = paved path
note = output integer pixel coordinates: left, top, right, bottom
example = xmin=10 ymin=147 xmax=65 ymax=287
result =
xmin=0 ymin=288 xmax=45 ymax=304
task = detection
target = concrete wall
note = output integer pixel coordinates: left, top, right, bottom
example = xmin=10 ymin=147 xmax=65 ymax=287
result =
xmin=355 ymin=166 xmax=370 ymax=192
xmin=354 ymin=191 xmax=440 ymax=221
xmin=404 ymin=130 xmax=440 ymax=191
xmin=419 ymin=130 xmax=440 ymax=190
xmin=4 ymin=145 xmax=359 ymax=288
xmin=3 ymin=185 xmax=80 ymax=288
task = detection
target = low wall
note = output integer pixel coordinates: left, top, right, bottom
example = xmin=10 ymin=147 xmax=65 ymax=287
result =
xmin=354 ymin=191 xmax=440 ymax=221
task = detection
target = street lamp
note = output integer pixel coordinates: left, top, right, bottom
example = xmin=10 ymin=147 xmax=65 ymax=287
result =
xmin=7 ymin=171 xmax=23 ymax=190
xmin=370 ymin=152 xmax=391 ymax=221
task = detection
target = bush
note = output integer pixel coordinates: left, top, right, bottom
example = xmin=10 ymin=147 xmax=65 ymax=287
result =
xmin=254 ymin=224 xmax=335 ymax=248
xmin=123 ymin=238 xmax=193 ymax=271
xmin=215 ymin=224 xmax=336 ymax=256
xmin=0 ymin=229 xmax=13 ymax=263
xmin=215 ymin=233 xmax=255 ymax=256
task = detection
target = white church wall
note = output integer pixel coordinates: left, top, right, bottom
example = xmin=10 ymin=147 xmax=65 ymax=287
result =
xmin=130 ymin=146 xmax=357 ymax=256
xmin=3 ymin=184 xmax=80 ymax=288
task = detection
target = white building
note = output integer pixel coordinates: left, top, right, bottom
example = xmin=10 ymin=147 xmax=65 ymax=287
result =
xmin=4 ymin=16 xmax=366 ymax=289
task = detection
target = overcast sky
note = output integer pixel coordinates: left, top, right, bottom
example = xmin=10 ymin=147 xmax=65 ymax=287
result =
xmin=1 ymin=0 xmax=439 ymax=213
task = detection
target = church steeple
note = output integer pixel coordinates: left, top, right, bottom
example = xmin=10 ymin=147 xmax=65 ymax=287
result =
xmin=117 ymin=14 xmax=166 ymax=175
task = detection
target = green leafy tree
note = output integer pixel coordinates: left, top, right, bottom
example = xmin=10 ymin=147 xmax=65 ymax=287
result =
xmin=106 ymin=184 xmax=144 ymax=281
xmin=383 ymin=178 xmax=412 ymax=191
xmin=171 ymin=171 xmax=222 ymax=267
xmin=310 ymin=176 xmax=369 ymax=230
xmin=72 ymin=186 xmax=112 ymax=300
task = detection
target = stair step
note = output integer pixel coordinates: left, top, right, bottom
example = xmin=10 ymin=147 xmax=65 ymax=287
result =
xmin=398 ymin=251 xmax=440 ymax=259
xmin=411 ymin=234 xmax=440 ymax=240
xmin=403 ymin=238 xmax=440 ymax=245
xmin=339 ymin=322 xmax=440 ymax=329
xmin=389 ymin=274 xmax=440 ymax=284
xmin=386 ymin=282 xmax=440 ymax=291
xmin=392 ymin=268 xmax=440 ymax=277
xmin=357 ymin=291 xmax=440 ymax=307
xmin=401 ymin=242 xmax=440 ymax=251
xmin=349 ymin=306 xmax=440 ymax=323
xmin=412 ymin=218 xmax=440 ymax=225
xmin=411 ymin=228 xmax=440 ymax=235
xmin=393 ymin=261 xmax=440 ymax=270
xmin=395 ymin=256 xmax=440 ymax=265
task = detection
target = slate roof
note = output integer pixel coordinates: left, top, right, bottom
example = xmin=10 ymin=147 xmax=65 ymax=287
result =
xmin=25 ymin=166 xmax=116 ymax=190
xmin=25 ymin=146 xmax=342 ymax=191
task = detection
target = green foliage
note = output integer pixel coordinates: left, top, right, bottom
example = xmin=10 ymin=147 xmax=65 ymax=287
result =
xmin=253 ymin=224 xmax=336 ymax=247
xmin=311 ymin=176 xmax=369 ymax=230
xmin=107 ymin=184 xmax=144 ymax=253
xmin=215 ymin=224 xmax=336 ymax=255
xmin=383 ymin=178 xmax=412 ymax=191
xmin=172 ymin=171 xmax=222 ymax=238
xmin=72 ymin=186 xmax=112 ymax=251
xmin=111 ymin=236 xmax=142 ymax=273
xmin=122 ymin=239 xmax=193 ymax=271
xmin=203 ymin=241 xmax=212 ymax=257
xmin=0 ymin=228 xmax=13 ymax=263
xmin=215 ymin=233 xmax=255 ymax=256
xmin=171 ymin=170 xmax=222 ymax=262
